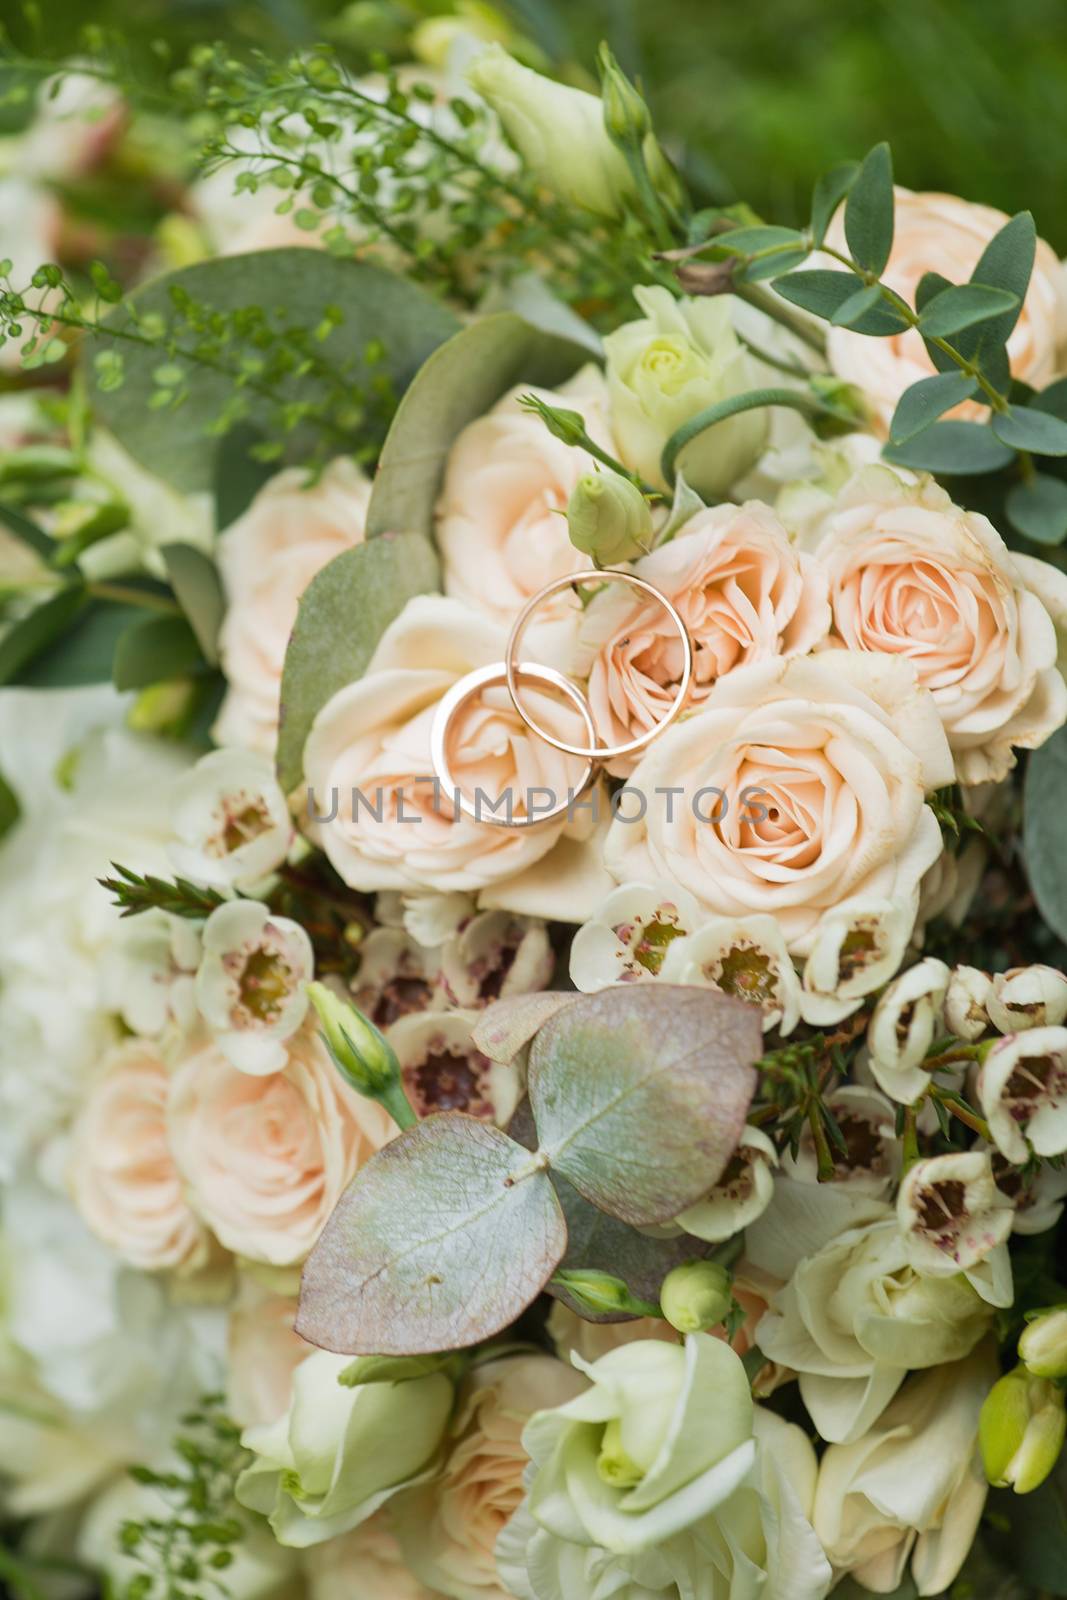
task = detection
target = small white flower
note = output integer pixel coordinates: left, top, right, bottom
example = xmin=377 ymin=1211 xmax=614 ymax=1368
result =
xmin=979 ymin=1027 xmax=1067 ymax=1163
xmin=897 ymin=1149 xmax=1014 ymax=1276
xmin=387 ymin=1009 xmax=522 ymax=1125
xmin=569 ymin=881 xmax=701 ymax=991
xmin=782 ymin=1085 xmax=899 ymax=1195
xmin=866 ymin=957 xmax=950 ymax=1105
xmin=944 ymin=965 xmax=993 ymax=1043
xmin=659 ymin=913 xmax=802 ymax=1034
xmin=100 ymin=910 xmax=201 ymax=1036
xmin=986 ymin=965 xmax=1067 ymax=1034
xmin=674 ymin=1125 xmax=778 ymax=1242
xmin=170 ymin=749 xmax=292 ymax=890
xmin=439 ymin=910 xmax=553 ymax=1008
xmin=195 ymin=899 xmax=314 ymax=1075
xmin=375 ymin=888 xmax=475 ymax=947
xmin=800 ymin=898 xmax=915 ymax=1026
xmin=353 ymin=926 xmax=443 ymax=1028
xmin=985 ymin=1143 xmax=1067 ymax=1236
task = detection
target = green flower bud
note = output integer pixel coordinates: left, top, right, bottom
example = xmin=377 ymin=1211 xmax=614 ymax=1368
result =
xmin=126 ymin=678 xmax=198 ymax=737
xmin=522 ymin=395 xmax=589 ymax=448
xmin=597 ymin=43 xmax=651 ymax=147
xmin=567 ymin=472 xmax=652 ymax=565
xmin=660 ymin=1260 xmax=733 ymax=1334
xmin=552 ymin=1267 xmax=660 ymax=1319
xmin=307 ymin=980 xmax=416 ymax=1129
xmin=597 ymin=1418 xmax=645 ymax=1488
xmin=1020 ymin=1308 xmax=1067 ymax=1380
xmin=980 ymin=1367 xmax=1067 ymax=1493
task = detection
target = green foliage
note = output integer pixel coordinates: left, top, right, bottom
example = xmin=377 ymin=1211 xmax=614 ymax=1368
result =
xmin=100 ymin=864 xmax=227 ymax=920
xmin=1006 ymin=474 xmax=1067 ymax=546
xmin=0 ymin=767 xmax=19 ymax=843
xmin=1024 ymin=726 xmax=1067 ymax=944
xmin=843 ymin=141 xmax=893 ymax=275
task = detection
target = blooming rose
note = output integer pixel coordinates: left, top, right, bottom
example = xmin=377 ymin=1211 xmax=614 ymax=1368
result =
xmin=811 ymin=467 xmax=1067 ymax=783
xmin=824 ymin=187 xmax=1067 ymax=430
xmin=168 ymin=1020 xmax=393 ymax=1265
xmin=392 ymin=1353 xmax=586 ymax=1599
xmin=606 ymin=652 xmax=953 ymax=956
xmin=69 ymin=1039 xmax=210 ymax=1275
xmin=303 ymin=595 xmax=613 ymax=918
xmin=813 ymin=1347 xmax=996 ymax=1596
xmin=435 ymin=369 xmax=615 ymax=646
xmin=226 ymin=1282 xmax=310 ymax=1429
xmin=215 ymin=458 xmax=371 ymax=752
xmin=575 ymin=502 xmax=829 ymax=772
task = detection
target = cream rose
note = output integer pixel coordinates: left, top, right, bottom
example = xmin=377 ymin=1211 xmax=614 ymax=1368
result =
xmin=575 ymin=502 xmax=830 ymax=773
xmin=215 ymin=458 xmax=371 ymax=753
xmin=303 ymin=595 xmax=613 ymax=919
xmin=305 ymin=1515 xmax=437 ymax=1600
xmin=168 ymin=1019 xmax=393 ymax=1266
xmin=435 ymin=368 xmax=615 ymax=646
xmin=824 ymin=187 xmax=1067 ymax=430
xmin=605 ymin=652 xmax=953 ymax=956
xmin=69 ymin=1039 xmax=209 ymax=1275
xmin=813 ymin=467 xmax=1067 ymax=783
xmin=392 ymin=1353 xmax=587 ymax=1599
xmin=227 ymin=1282 xmax=310 ymax=1428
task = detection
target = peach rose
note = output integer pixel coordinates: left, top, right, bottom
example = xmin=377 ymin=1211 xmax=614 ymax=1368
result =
xmin=392 ymin=1353 xmax=587 ymax=1599
xmin=226 ymin=1282 xmax=310 ymax=1428
xmin=70 ymin=1039 xmax=209 ymax=1274
xmin=825 ymin=187 xmax=1067 ymax=431
xmin=304 ymin=1514 xmax=436 ymax=1600
xmin=303 ymin=595 xmax=613 ymax=919
xmin=813 ymin=467 xmax=1067 ymax=783
xmin=435 ymin=367 xmax=617 ymax=648
xmin=606 ymin=652 xmax=954 ymax=956
xmin=575 ymin=502 xmax=830 ymax=773
xmin=167 ymin=1019 xmax=393 ymax=1266
xmin=215 ymin=458 xmax=371 ymax=753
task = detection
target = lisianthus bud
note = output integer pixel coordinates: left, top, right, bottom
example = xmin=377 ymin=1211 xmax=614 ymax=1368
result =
xmin=597 ymin=43 xmax=651 ymax=145
xmin=944 ymin=965 xmax=992 ymax=1043
xmin=307 ymin=980 xmax=415 ymax=1129
xmin=1019 ymin=1309 xmax=1067 ymax=1380
xmin=660 ymin=1260 xmax=733 ymax=1333
xmin=567 ymin=472 xmax=652 ymax=564
xmin=979 ymin=1367 xmax=1067 ymax=1493
xmin=126 ymin=678 xmax=197 ymax=737
xmin=986 ymin=965 xmax=1067 ymax=1034
xmin=551 ymin=1267 xmax=659 ymax=1319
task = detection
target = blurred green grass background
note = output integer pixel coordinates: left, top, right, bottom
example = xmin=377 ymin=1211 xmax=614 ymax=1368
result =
xmin=3 ymin=0 xmax=1067 ymax=248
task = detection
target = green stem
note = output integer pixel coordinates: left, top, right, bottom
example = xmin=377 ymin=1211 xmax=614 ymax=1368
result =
xmin=807 ymin=1102 xmax=836 ymax=1182
xmin=378 ymin=1079 xmax=419 ymax=1133
xmin=901 ymin=1105 xmax=921 ymax=1171
xmin=87 ymin=581 xmax=182 ymax=613
xmin=660 ymin=386 xmax=841 ymax=485
xmin=735 ymin=281 xmax=827 ymax=353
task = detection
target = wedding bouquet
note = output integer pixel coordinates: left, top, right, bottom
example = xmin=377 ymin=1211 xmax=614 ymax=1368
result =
xmin=4 ymin=14 xmax=1067 ymax=1600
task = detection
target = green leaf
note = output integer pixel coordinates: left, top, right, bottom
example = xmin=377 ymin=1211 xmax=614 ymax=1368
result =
xmin=296 ymin=1114 xmax=566 ymax=1354
xmin=992 ymin=404 xmax=1067 ymax=456
xmin=888 ymin=372 xmax=978 ymax=443
xmin=1005 ymin=474 xmax=1067 ymax=545
xmin=809 ymin=160 xmax=859 ymax=247
xmin=528 ymin=986 xmax=761 ymax=1227
xmin=843 ymin=142 xmax=894 ymax=275
xmin=112 ymin=615 xmax=204 ymax=690
xmin=213 ymin=424 xmax=277 ymax=532
xmin=88 ymin=250 xmax=460 ymax=492
xmin=7 ymin=595 xmax=175 ymax=689
xmin=1025 ymin=725 xmax=1067 ymax=944
xmin=366 ymin=312 xmax=593 ymax=541
xmin=276 ymin=529 xmax=439 ymax=793
xmin=986 ymin=1458 xmax=1067 ymax=1594
xmin=1033 ymin=377 xmax=1067 ymax=421
xmin=774 ymin=270 xmax=908 ymax=334
xmin=0 ymin=585 xmax=86 ymax=685
xmin=162 ymin=543 xmax=224 ymax=666
xmin=917 ymin=283 xmax=1020 ymax=338
xmin=829 ymin=284 xmax=883 ymax=327
xmin=0 ymin=767 xmax=19 ymax=842
xmin=0 ymin=500 xmax=52 ymax=559
xmin=969 ymin=210 xmax=1036 ymax=347
xmin=882 ymin=420 xmax=1015 ymax=474
xmin=714 ymin=225 xmax=806 ymax=256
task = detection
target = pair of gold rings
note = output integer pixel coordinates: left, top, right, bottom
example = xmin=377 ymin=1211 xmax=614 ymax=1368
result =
xmin=429 ymin=569 xmax=694 ymax=828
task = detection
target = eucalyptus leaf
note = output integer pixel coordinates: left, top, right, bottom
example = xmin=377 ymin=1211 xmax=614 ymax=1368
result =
xmin=296 ymin=1114 xmax=567 ymax=1355
xmin=809 ymin=160 xmax=859 ymax=247
xmin=528 ymin=986 xmax=761 ymax=1226
xmin=0 ymin=585 xmax=87 ymax=685
xmin=829 ymin=284 xmax=883 ymax=328
xmin=1024 ymin=724 xmax=1067 ymax=943
xmin=213 ymin=424 xmax=277 ymax=533
xmin=1005 ymin=474 xmax=1067 ymax=545
xmin=161 ymin=544 xmax=224 ymax=666
xmin=470 ymin=993 xmax=579 ymax=1065
xmin=1033 ymin=377 xmax=1067 ymax=421
xmin=276 ymin=530 xmax=439 ymax=793
xmin=916 ymin=283 xmax=1019 ymax=338
xmin=112 ymin=614 xmax=204 ymax=690
xmin=882 ymin=420 xmax=1015 ymax=474
xmin=366 ymin=312 xmax=592 ymax=541
xmin=0 ymin=500 xmax=52 ymax=559
xmin=843 ymin=142 xmax=894 ymax=276
xmin=992 ymin=404 xmax=1067 ymax=456
xmin=888 ymin=372 xmax=978 ymax=444
xmin=89 ymin=250 xmax=459 ymax=492
xmin=0 ymin=767 xmax=19 ymax=842
xmin=774 ymin=270 xmax=907 ymax=334
xmin=969 ymin=211 xmax=1036 ymax=346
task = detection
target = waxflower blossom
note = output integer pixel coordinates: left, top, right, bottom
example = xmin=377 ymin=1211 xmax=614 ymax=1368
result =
xmin=660 ymin=912 xmax=802 ymax=1034
xmin=978 ymin=1026 xmax=1067 ymax=1163
xmin=169 ymin=748 xmax=292 ymax=891
xmin=100 ymin=910 xmax=201 ymax=1037
xmin=353 ymin=927 xmax=443 ymax=1028
xmin=897 ymin=1151 xmax=1014 ymax=1276
xmin=986 ymin=964 xmax=1067 ymax=1034
xmin=782 ymin=1085 xmax=899 ymax=1195
xmin=673 ymin=1125 xmax=779 ymax=1242
xmin=944 ymin=965 xmax=993 ymax=1043
xmin=990 ymin=1145 xmax=1067 ymax=1235
xmin=438 ymin=910 xmax=553 ymax=1009
xmin=569 ymin=881 xmax=702 ymax=991
xmin=800 ymin=898 xmax=917 ymax=1026
xmin=386 ymin=1009 xmax=523 ymax=1125
xmin=866 ymin=958 xmax=950 ymax=1104
xmin=196 ymin=900 xmax=314 ymax=1076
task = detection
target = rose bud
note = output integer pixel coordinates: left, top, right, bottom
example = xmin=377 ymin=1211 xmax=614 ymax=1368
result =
xmin=567 ymin=470 xmax=653 ymax=565
xmin=660 ymin=1260 xmax=733 ymax=1334
xmin=1019 ymin=1309 xmax=1067 ymax=1380
xmin=979 ymin=1367 xmax=1067 ymax=1494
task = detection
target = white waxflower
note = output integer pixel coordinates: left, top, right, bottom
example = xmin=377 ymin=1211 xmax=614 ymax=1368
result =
xmin=387 ymin=1009 xmax=523 ymax=1126
xmin=353 ymin=926 xmax=443 ymax=1028
xmin=800 ymin=898 xmax=915 ymax=1026
xmin=944 ymin=965 xmax=993 ymax=1043
xmin=674 ymin=1125 xmax=778 ymax=1242
xmin=866 ymin=958 xmax=950 ymax=1104
xmin=782 ymin=1086 xmax=899 ymax=1196
xmin=374 ymin=888 xmax=474 ymax=946
xmin=897 ymin=1150 xmax=1014 ymax=1277
xmin=100 ymin=910 xmax=201 ymax=1037
xmin=170 ymin=749 xmax=292 ymax=890
xmin=987 ymin=1144 xmax=1067 ymax=1235
xmin=438 ymin=909 xmax=553 ymax=1008
xmin=569 ymin=881 xmax=702 ymax=991
xmin=196 ymin=900 xmax=314 ymax=1075
xmin=986 ymin=965 xmax=1067 ymax=1034
xmin=978 ymin=1026 xmax=1067 ymax=1163
xmin=659 ymin=913 xmax=802 ymax=1034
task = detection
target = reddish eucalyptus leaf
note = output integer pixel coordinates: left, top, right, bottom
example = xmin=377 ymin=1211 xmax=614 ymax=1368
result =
xmin=471 ymin=991 xmax=579 ymax=1063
